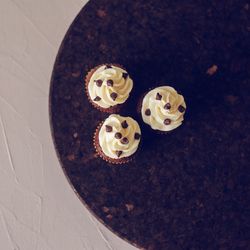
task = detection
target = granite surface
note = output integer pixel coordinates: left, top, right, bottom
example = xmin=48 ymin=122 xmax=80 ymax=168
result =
xmin=50 ymin=0 xmax=250 ymax=249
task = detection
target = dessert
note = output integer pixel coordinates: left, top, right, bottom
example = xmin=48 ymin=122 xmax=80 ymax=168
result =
xmin=85 ymin=64 xmax=133 ymax=113
xmin=94 ymin=114 xmax=141 ymax=164
xmin=140 ymin=86 xmax=186 ymax=132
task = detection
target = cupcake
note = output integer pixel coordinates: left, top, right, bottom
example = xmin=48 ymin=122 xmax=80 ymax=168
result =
xmin=139 ymin=86 xmax=186 ymax=132
xmin=94 ymin=114 xmax=141 ymax=164
xmin=85 ymin=64 xmax=133 ymax=113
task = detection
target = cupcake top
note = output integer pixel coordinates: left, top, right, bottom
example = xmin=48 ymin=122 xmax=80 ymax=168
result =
xmin=141 ymin=86 xmax=186 ymax=132
xmin=88 ymin=65 xmax=133 ymax=109
xmin=98 ymin=114 xmax=141 ymax=159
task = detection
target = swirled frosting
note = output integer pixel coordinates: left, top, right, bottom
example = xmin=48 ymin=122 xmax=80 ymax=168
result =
xmin=98 ymin=114 xmax=141 ymax=159
xmin=88 ymin=65 xmax=133 ymax=109
xmin=141 ymin=86 xmax=186 ymax=131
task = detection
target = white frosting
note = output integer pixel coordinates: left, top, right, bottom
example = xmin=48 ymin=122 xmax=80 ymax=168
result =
xmin=88 ymin=65 xmax=133 ymax=108
xmin=98 ymin=114 xmax=141 ymax=159
xmin=141 ymin=86 xmax=186 ymax=131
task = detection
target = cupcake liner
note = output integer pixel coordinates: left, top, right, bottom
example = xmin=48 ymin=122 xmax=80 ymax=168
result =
xmin=137 ymin=92 xmax=146 ymax=115
xmin=85 ymin=63 xmax=126 ymax=114
xmin=93 ymin=121 xmax=133 ymax=165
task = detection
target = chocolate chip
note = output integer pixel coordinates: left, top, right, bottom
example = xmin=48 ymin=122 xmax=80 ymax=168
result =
xmin=105 ymin=125 xmax=112 ymax=132
xmin=164 ymin=103 xmax=171 ymax=110
xmin=156 ymin=93 xmax=162 ymax=100
xmin=121 ymin=120 xmax=128 ymax=128
xmin=164 ymin=118 xmax=171 ymax=125
xmin=178 ymin=105 xmax=186 ymax=113
xmin=95 ymin=79 xmax=103 ymax=87
xmin=110 ymin=92 xmax=118 ymax=101
xmin=105 ymin=65 xmax=112 ymax=69
xmin=115 ymin=132 xmax=122 ymax=139
xmin=116 ymin=150 xmax=123 ymax=157
xmin=94 ymin=96 xmax=101 ymax=101
xmin=145 ymin=109 xmax=151 ymax=116
xmin=122 ymin=72 xmax=128 ymax=79
xmin=134 ymin=133 xmax=141 ymax=140
xmin=121 ymin=137 xmax=129 ymax=144
xmin=107 ymin=79 xmax=113 ymax=86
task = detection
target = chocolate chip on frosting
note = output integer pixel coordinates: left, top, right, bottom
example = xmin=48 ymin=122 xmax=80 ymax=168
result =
xmin=105 ymin=65 xmax=112 ymax=69
xmin=156 ymin=93 xmax=162 ymax=100
xmin=115 ymin=132 xmax=122 ymax=139
xmin=107 ymin=79 xmax=113 ymax=87
xmin=94 ymin=96 xmax=101 ymax=101
xmin=95 ymin=79 xmax=103 ymax=87
xmin=145 ymin=109 xmax=151 ymax=116
xmin=164 ymin=103 xmax=171 ymax=110
xmin=134 ymin=133 xmax=141 ymax=140
xmin=116 ymin=150 xmax=123 ymax=157
xmin=178 ymin=105 xmax=186 ymax=113
xmin=164 ymin=118 xmax=171 ymax=125
xmin=105 ymin=125 xmax=112 ymax=132
xmin=122 ymin=72 xmax=128 ymax=79
xmin=121 ymin=120 xmax=128 ymax=128
xmin=121 ymin=137 xmax=129 ymax=144
xmin=110 ymin=92 xmax=118 ymax=101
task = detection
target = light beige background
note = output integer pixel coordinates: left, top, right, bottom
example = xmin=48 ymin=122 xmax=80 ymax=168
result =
xmin=0 ymin=0 xmax=137 ymax=249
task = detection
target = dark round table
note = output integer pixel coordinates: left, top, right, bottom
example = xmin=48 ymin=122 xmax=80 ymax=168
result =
xmin=50 ymin=0 xmax=250 ymax=249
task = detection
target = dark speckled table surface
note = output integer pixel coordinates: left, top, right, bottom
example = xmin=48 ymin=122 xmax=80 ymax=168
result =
xmin=50 ymin=0 xmax=250 ymax=249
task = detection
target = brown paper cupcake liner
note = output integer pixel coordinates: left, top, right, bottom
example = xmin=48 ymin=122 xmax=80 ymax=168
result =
xmin=137 ymin=92 xmax=146 ymax=115
xmin=93 ymin=121 xmax=133 ymax=165
xmin=85 ymin=63 xmax=126 ymax=114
